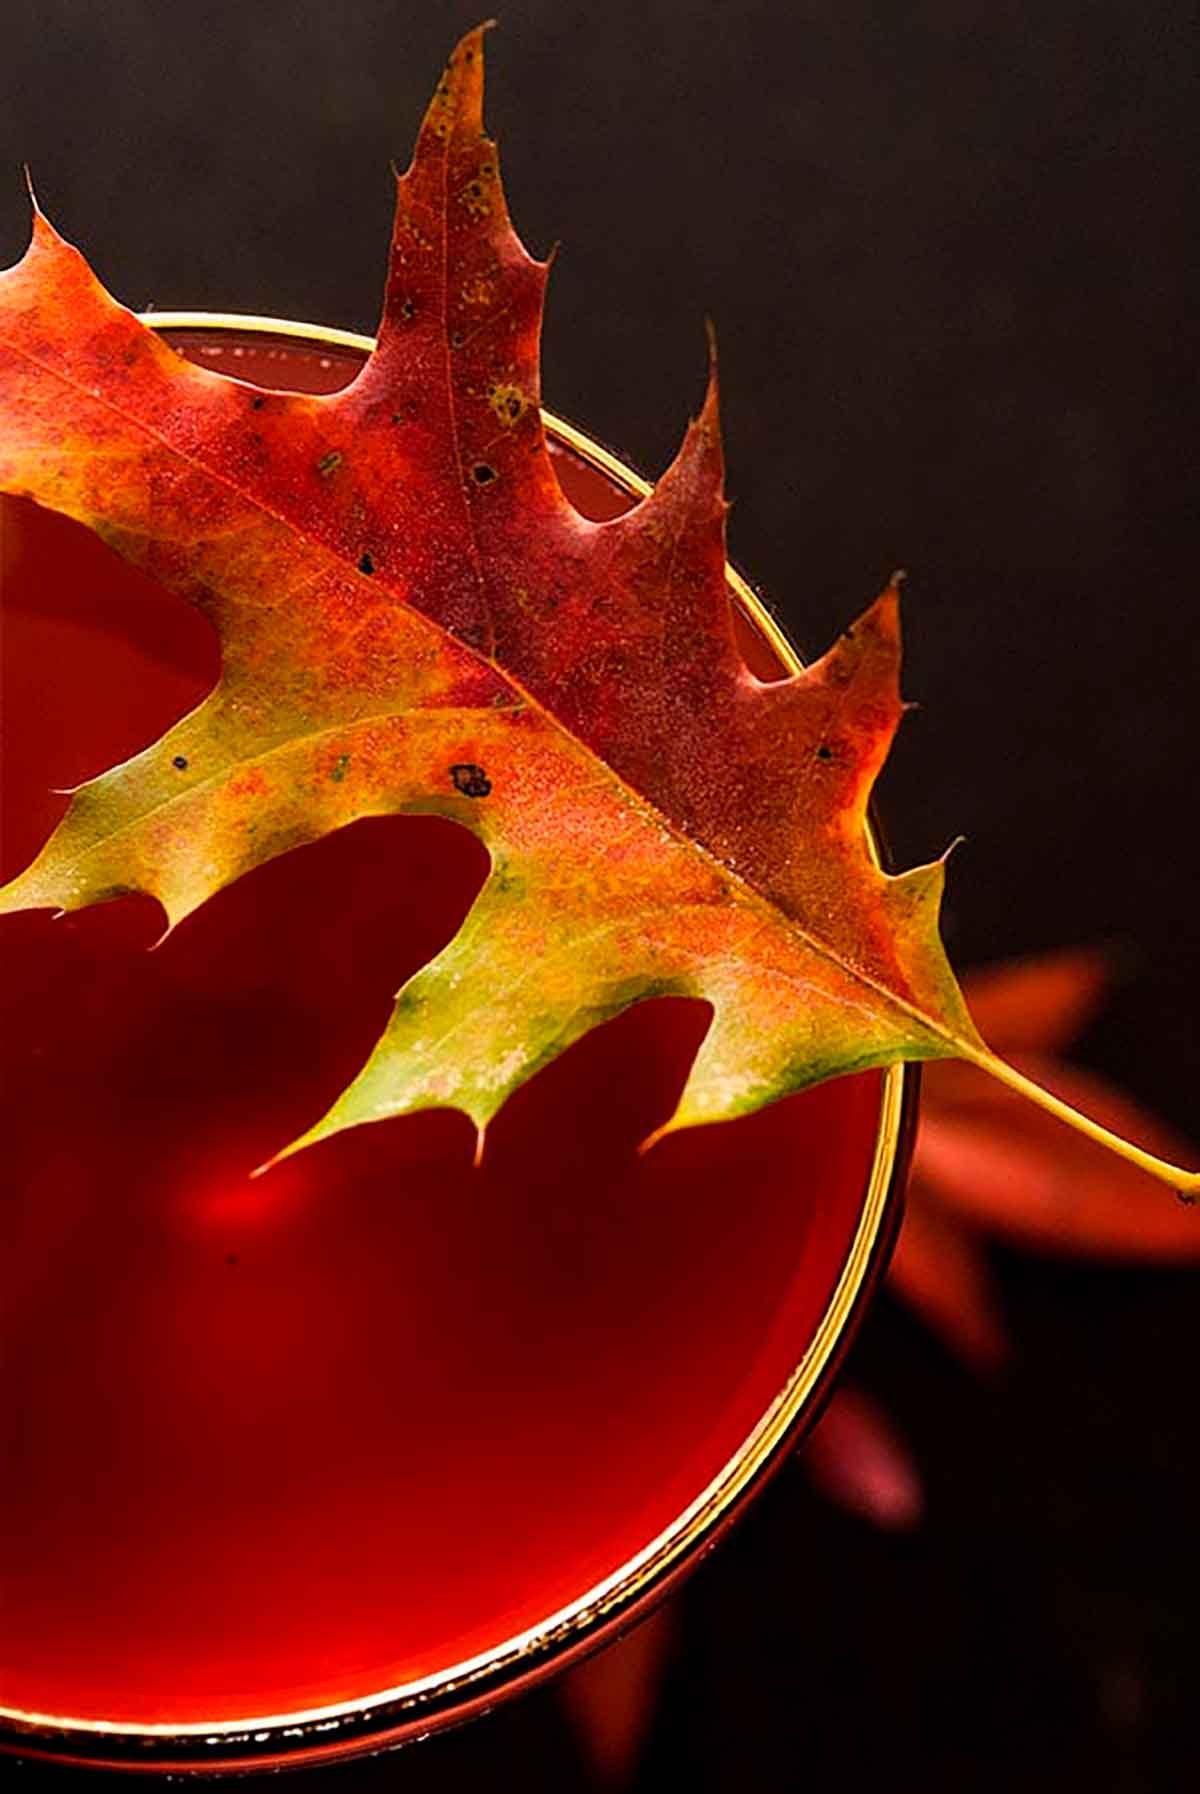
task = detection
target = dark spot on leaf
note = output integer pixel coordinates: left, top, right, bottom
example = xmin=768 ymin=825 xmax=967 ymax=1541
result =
xmin=400 ymin=299 xmax=415 ymax=322
xmin=358 ymin=552 xmax=375 ymax=575
xmin=330 ymin=752 xmax=351 ymax=783
xmin=815 ymin=743 xmax=834 ymax=761
xmin=316 ymin=450 xmax=343 ymax=478
xmin=450 ymin=331 xmax=465 ymax=349
xmin=489 ymin=383 xmax=526 ymax=426
xmin=250 ymin=395 xmax=265 ymax=411
xmin=472 ymin=463 xmax=497 ymax=486
xmin=172 ymin=754 xmax=189 ymax=771
xmin=450 ymin=762 xmax=492 ymax=798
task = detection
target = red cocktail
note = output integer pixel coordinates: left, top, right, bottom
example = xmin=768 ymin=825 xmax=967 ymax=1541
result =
xmin=0 ymin=319 xmax=910 ymax=1770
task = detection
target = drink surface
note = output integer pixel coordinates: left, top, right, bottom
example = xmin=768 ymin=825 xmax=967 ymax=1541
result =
xmin=0 ymin=332 xmax=885 ymax=1733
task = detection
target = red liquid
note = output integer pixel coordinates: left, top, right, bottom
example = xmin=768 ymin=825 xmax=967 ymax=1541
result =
xmin=0 ymin=334 xmax=886 ymax=1734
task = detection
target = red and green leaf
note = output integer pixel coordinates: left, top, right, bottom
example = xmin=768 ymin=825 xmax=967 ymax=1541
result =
xmin=0 ymin=29 xmax=1195 ymax=1193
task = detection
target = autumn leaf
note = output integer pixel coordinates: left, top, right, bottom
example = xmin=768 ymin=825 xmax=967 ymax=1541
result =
xmin=0 ymin=27 xmax=1195 ymax=1191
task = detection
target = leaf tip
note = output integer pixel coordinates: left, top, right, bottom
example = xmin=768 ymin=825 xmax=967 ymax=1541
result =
xmin=702 ymin=313 xmax=720 ymax=380
xmin=637 ymin=1117 xmax=677 ymax=1157
xmin=21 ymin=162 xmax=42 ymax=217
xmin=421 ymin=19 xmax=495 ymax=147
xmin=4 ymin=165 xmax=59 ymax=275
xmin=874 ymin=573 xmax=904 ymax=630
xmin=699 ymin=323 xmax=723 ymax=451
xmin=251 ymin=1133 xmax=309 ymax=1180
xmin=146 ymin=913 xmax=179 ymax=954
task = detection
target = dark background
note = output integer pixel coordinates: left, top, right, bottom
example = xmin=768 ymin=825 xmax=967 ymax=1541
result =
xmin=2 ymin=1 xmax=1198 ymax=1788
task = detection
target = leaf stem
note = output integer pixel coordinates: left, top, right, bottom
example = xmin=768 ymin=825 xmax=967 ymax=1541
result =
xmin=962 ymin=1046 xmax=1200 ymax=1203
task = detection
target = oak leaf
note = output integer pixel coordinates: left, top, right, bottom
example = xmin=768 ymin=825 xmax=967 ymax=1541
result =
xmin=0 ymin=29 xmax=1195 ymax=1193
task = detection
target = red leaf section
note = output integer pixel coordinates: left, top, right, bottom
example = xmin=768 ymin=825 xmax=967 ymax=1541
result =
xmin=916 ymin=1052 xmax=1200 ymax=1260
xmin=888 ymin=1198 xmax=1011 ymax=1372
xmin=802 ymin=1387 xmax=924 ymax=1531
xmin=887 ymin=949 xmax=1200 ymax=1389
xmin=958 ymin=947 xmax=1112 ymax=1055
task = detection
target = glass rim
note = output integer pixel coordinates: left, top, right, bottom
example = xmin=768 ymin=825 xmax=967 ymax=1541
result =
xmin=0 ymin=310 xmax=914 ymax=1773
